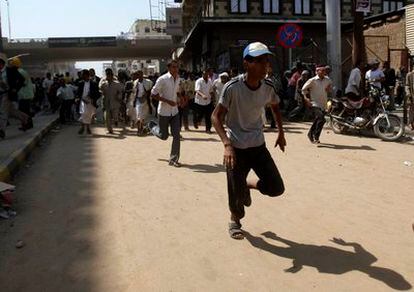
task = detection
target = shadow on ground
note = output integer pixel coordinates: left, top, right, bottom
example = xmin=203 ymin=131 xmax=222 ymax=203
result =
xmin=0 ymin=125 xmax=100 ymax=291
xmin=157 ymin=158 xmax=225 ymax=173
xmin=317 ymin=143 xmax=376 ymax=151
xmin=244 ymin=231 xmax=412 ymax=291
xmin=181 ymin=163 xmax=225 ymax=173
xmin=183 ymin=137 xmax=220 ymax=142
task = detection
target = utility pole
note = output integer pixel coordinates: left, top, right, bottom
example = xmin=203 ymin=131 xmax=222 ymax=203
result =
xmin=6 ymin=0 xmax=10 ymax=40
xmin=325 ymin=0 xmax=342 ymax=91
xmin=0 ymin=0 xmax=3 ymax=51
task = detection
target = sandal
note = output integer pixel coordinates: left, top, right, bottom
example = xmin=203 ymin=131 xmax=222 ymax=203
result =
xmin=169 ymin=161 xmax=181 ymax=168
xmin=228 ymin=222 xmax=244 ymax=240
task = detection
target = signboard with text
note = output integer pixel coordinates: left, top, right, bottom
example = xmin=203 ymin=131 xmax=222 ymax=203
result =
xmin=355 ymin=0 xmax=371 ymax=13
xmin=48 ymin=37 xmax=117 ymax=48
xmin=166 ymin=7 xmax=183 ymax=36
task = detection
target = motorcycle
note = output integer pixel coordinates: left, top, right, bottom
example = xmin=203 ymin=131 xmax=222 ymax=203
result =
xmin=327 ymin=86 xmax=405 ymax=141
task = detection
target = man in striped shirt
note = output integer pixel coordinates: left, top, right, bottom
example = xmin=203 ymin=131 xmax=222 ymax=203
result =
xmin=212 ymin=42 xmax=286 ymax=240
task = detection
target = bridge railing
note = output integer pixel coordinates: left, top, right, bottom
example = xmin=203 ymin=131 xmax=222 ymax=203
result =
xmin=5 ymin=38 xmax=48 ymax=49
xmin=117 ymin=34 xmax=172 ymax=40
xmin=8 ymin=38 xmax=48 ymax=43
xmin=4 ymin=35 xmax=172 ymax=50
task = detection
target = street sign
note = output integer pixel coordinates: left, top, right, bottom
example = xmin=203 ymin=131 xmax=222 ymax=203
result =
xmin=277 ymin=23 xmax=303 ymax=48
xmin=48 ymin=37 xmax=117 ymax=48
xmin=355 ymin=0 xmax=371 ymax=13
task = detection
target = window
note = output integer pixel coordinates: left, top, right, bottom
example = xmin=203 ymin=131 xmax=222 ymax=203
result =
xmin=229 ymin=0 xmax=248 ymax=13
xmin=294 ymin=0 xmax=311 ymax=15
xmin=263 ymin=0 xmax=280 ymax=14
xmin=383 ymin=1 xmax=404 ymax=13
xmin=145 ymin=27 xmax=150 ymax=33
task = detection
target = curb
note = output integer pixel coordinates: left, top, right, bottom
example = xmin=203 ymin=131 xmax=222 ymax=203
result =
xmin=0 ymin=117 xmax=59 ymax=182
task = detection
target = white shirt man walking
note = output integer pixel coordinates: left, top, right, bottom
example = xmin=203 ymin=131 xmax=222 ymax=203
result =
xmin=194 ymin=70 xmax=214 ymax=133
xmin=149 ymin=60 xmax=185 ymax=167
xmin=345 ymin=61 xmax=362 ymax=101
xmin=302 ymin=65 xmax=332 ymax=144
xmin=132 ymin=70 xmax=153 ymax=135
xmin=99 ymin=68 xmax=124 ymax=134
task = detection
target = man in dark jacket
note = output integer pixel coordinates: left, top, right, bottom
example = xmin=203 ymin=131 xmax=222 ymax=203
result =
xmin=76 ymin=69 xmax=100 ymax=135
xmin=0 ymin=53 xmax=32 ymax=139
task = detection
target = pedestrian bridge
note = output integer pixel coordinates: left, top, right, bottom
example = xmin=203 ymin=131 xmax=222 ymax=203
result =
xmin=3 ymin=35 xmax=174 ymax=62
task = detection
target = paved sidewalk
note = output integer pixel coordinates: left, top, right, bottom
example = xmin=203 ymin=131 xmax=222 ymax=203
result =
xmin=0 ymin=112 xmax=58 ymax=182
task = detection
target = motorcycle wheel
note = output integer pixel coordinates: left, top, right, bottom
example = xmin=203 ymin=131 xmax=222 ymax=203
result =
xmin=373 ymin=114 xmax=405 ymax=141
xmin=330 ymin=117 xmax=348 ymax=134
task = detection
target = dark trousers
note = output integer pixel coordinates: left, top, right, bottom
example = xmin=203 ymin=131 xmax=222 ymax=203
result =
xmin=194 ymin=102 xmax=213 ymax=131
xmin=18 ymin=99 xmax=32 ymax=117
xmin=308 ymin=107 xmax=326 ymax=140
xmin=151 ymin=113 xmax=181 ymax=163
xmin=60 ymin=99 xmax=74 ymax=124
xmin=265 ymin=106 xmax=276 ymax=128
xmin=179 ymin=104 xmax=190 ymax=129
xmin=152 ymin=99 xmax=159 ymax=117
xmin=226 ymin=144 xmax=285 ymax=220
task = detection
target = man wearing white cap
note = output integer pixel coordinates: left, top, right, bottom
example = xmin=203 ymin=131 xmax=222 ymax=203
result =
xmin=194 ymin=70 xmax=214 ymax=133
xmin=76 ymin=69 xmax=100 ymax=135
xmin=212 ymin=42 xmax=286 ymax=240
xmin=212 ymin=72 xmax=230 ymax=104
xmin=0 ymin=53 xmax=32 ymax=139
xmin=131 ymin=70 xmax=153 ymax=135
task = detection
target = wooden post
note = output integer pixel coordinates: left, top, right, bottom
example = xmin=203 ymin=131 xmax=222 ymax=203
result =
xmin=352 ymin=0 xmax=366 ymax=67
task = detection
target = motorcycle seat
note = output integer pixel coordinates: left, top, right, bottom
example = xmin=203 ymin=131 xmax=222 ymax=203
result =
xmin=344 ymin=99 xmax=364 ymax=109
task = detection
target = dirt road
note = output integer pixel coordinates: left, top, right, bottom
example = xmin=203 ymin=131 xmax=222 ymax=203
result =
xmin=0 ymin=123 xmax=413 ymax=291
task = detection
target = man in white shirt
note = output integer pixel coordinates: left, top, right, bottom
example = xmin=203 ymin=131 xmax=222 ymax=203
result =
xmin=212 ymin=72 xmax=230 ymax=104
xmin=99 ymin=68 xmax=124 ymax=134
xmin=345 ymin=61 xmax=362 ymax=101
xmin=194 ymin=70 xmax=214 ymax=133
xmin=77 ymin=70 xmax=100 ymax=135
xmin=365 ymin=59 xmax=385 ymax=89
xmin=42 ymin=72 xmax=53 ymax=110
xmin=57 ymin=78 xmax=77 ymax=124
xmin=302 ymin=65 xmax=332 ymax=143
xmin=149 ymin=60 xmax=185 ymax=167
xmin=132 ymin=70 xmax=153 ymax=135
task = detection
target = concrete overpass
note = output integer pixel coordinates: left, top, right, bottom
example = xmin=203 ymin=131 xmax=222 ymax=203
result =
xmin=3 ymin=35 xmax=175 ymax=62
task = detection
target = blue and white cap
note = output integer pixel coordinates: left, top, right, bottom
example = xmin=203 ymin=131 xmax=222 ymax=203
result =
xmin=243 ymin=42 xmax=274 ymax=59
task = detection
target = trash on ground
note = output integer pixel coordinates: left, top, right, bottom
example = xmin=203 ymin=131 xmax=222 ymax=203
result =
xmin=1 ymin=182 xmax=16 ymax=220
xmin=0 ymin=182 xmax=15 ymax=192
xmin=404 ymin=161 xmax=412 ymax=167
xmin=15 ymin=240 xmax=25 ymax=249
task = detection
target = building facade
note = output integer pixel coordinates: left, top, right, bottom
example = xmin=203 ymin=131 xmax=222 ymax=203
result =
xmin=110 ymin=19 xmax=168 ymax=76
xmin=175 ymin=0 xmax=414 ymax=75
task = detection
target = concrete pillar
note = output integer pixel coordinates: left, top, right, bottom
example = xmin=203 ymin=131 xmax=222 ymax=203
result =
xmin=0 ymin=3 xmax=3 ymax=51
xmin=325 ymin=0 xmax=342 ymax=91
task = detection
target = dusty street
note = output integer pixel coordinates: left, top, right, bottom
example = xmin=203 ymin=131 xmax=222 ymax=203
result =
xmin=0 ymin=123 xmax=413 ymax=292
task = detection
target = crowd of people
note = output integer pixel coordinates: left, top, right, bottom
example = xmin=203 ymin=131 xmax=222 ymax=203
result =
xmin=2 ymin=40 xmax=414 ymax=239
xmin=1 ymin=51 xmax=413 ymax=145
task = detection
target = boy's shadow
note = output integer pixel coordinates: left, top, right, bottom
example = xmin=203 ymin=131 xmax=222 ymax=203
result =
xmin=244 ymin=231 xmax=411 ymax=291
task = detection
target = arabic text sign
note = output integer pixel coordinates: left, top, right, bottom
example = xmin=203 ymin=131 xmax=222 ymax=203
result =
xmin=48 ymin=37 xmax=117 ymax=48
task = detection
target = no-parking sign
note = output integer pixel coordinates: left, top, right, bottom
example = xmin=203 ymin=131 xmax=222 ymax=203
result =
xmin=277 ymin=23 xmax=304 ymax=48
